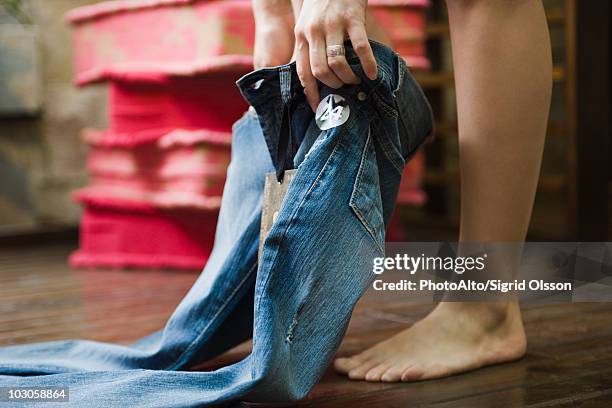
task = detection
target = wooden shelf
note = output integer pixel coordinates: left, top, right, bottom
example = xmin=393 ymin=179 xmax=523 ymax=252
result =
xmin=413 ymin=71 xmax=454 ymax=88
xmin=425 ymin=22 xmax=450 ymax=38
xmin=546 ymin=8 xmax=566 ymax=25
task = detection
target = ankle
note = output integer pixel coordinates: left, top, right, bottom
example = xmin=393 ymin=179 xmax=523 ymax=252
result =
xmin=436 ymin=301 xmax=521 ymax=329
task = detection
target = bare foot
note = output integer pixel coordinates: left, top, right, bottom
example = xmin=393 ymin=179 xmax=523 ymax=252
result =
xmin=334 ymin=302 xmax=527 ymax=382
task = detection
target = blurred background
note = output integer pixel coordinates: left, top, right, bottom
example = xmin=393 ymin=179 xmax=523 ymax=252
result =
xmin=0 ymin=0 xmax=610 ymax=374
xmin=0 ymin=0 xmax=610 ymax=263
xmin=0 ymin=3 xmax=610 ymax=402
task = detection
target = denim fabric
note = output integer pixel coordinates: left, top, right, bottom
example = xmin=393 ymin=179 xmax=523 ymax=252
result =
xmin=0 ymin=41 xmax=433 ymax=407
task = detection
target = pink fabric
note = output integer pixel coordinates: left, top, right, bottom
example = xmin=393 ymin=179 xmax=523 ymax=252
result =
xmin=68 ymin=0 xmax=429 ymax=85
xmin=369 ymin=7 xmax=429 ymax=67
xmin=68 ymin=0 xmax=430 ymax=269
xmin=66 ymin=0 xmax=429 ymax=23
xmin=74 ymin=57 xmax=254 ymax=86
xmin=386 ymin=211 xmax=408 ymax=241
xmin=70 ymin=203 xmax=217 ymax=270
xmin=66 ymin=0 xmax=199 ymax=22
xmin=80 ymin=129 xmax=230 ymax=209
xmin=108 ymin=75 xmax=247 ymax=134
xmin=69 ymin=0 xmax=257 ymax=85
xmin=82 ymin=128 xmax=231 ymax=148
xmin=370 ymin=0 xmax=429 ymax=5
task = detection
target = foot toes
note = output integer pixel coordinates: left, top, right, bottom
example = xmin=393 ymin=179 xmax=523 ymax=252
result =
xmin=365 ymin=364 xmax=391 ymax=382
xmin=334 ymin=356 xmax=363 ymax=374
xmin=401 ymin=365 xmax=425 ymax=382
xmin=381 ymin=365 xmax=405 ymax=382
xmin=348 ymin=360 xmax=379 ymax=380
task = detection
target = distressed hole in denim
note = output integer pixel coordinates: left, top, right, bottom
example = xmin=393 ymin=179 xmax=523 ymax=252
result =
xmin=285 ymin=318 xmax=298 ymax=343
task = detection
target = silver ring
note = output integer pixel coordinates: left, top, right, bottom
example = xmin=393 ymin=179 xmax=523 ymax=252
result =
xmin=326 ymin=45 xmax=345 ymax=58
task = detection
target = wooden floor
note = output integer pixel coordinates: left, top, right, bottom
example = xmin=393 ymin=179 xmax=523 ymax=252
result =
xmin=1 ymin=243 xmax=612 ymax=407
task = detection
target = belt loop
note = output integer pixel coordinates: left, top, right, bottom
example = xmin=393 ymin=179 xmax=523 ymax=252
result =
xmin=276 ymin=66 xmax=294 ymax=182
xmin=279 ymin=66 xmax=292 ymax=105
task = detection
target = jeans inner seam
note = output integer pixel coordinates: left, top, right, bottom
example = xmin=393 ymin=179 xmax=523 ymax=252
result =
xmin=251 ymin=120 xmax=353 ymax=357
xmin=165 ymin=261 xmax=257 ymax=371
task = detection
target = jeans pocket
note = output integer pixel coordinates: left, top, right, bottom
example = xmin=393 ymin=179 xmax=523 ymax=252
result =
xmin=349 ymin=128 xmax=385 ymax=251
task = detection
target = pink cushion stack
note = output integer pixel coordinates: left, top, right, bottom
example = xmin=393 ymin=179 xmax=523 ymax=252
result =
xmin=67 ymin=0 xmax=430 ymax=269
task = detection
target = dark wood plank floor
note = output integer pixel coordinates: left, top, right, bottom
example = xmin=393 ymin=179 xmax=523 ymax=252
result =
xmin=1 ymin=243 xmax=611 ymax=407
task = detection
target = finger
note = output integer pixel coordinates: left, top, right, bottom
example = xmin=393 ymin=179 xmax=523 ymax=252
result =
xmin=325 ymin=32 xmax=360 ymax=85
xmin=309 ymin=31 xmax=343 ymax=89
xmin=295 ymin=35 xmax=319 ymax=111
xmin=347 ymin=23 xmax=377 ymax=80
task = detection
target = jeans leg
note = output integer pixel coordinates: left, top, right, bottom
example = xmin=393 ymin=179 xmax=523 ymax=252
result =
xmin=0 ymin=111 xmax=272 ymax=375
xmin=0 ymin=42 xmax=431 ymax=406
xmin=0 ymin=102 xmax=372 ymax=408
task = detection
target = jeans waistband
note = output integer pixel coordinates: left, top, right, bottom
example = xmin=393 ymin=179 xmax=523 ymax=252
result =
xmin=236 ymin=40 xmax=399 ymax=107
xmin=235 ymin=40 xmax=403 ymax=180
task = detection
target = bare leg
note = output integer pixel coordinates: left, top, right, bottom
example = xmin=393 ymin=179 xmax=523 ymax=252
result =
xmin=335 ymin=0 xmax=552 ymax=382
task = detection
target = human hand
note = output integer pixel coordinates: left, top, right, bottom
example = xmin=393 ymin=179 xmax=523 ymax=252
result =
xmin=293 ymin=0 xmax=377 ymax=111
xmin=253 ymin=0 xmax=295 ymax=69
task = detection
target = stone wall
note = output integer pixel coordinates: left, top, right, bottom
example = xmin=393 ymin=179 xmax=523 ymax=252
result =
xmin=0 ymin=0 xmax=107 ymax=232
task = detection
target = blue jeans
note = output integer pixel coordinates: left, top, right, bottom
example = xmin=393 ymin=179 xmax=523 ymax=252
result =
xmin=0 ymin=41 xmax=433 ymax=407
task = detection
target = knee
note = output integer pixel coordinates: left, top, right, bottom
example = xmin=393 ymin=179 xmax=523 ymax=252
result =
xmin=252 ymin=371 xmax=310 ymax=403
xmin=249 ymin=357 xmax=314 ymax=403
